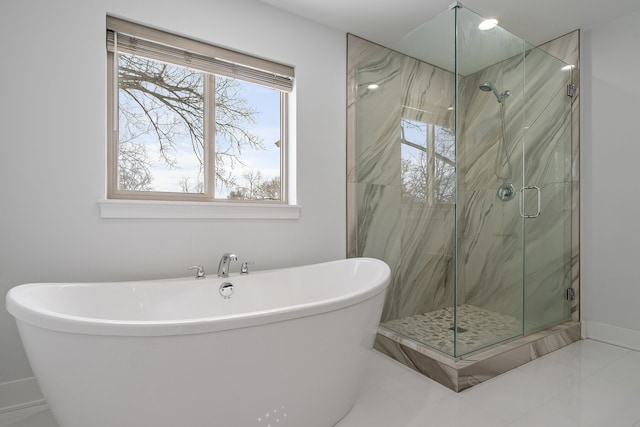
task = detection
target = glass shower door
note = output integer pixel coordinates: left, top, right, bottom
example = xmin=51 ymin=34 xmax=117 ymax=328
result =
xmin=522 ymin=47 xmax=574 ymax=334
xmin=453 ymin=6 xmax=527 ymax=356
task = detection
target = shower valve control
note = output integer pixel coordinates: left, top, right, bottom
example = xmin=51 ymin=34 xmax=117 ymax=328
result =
xmin=497 ymin=183 xmax=516 ymax=201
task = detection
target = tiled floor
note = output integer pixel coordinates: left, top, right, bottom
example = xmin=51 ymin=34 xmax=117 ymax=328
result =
xmin=2 ymin=340 xmax=639 ymax=427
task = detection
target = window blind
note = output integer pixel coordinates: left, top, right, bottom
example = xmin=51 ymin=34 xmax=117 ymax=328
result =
xmin=106 ymin=16 xmax=294 ymax=92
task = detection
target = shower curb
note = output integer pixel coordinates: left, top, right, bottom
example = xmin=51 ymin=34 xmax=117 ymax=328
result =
xmin=374 ymin=321 xmax=581 ymax=392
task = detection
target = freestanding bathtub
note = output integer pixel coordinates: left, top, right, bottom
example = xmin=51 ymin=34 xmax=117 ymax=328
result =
xmin=6 ymin=257 xmax=390 ymax=427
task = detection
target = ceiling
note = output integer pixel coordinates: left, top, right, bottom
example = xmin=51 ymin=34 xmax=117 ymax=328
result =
xmin=257 ymin=0 xmax=640 ymax=48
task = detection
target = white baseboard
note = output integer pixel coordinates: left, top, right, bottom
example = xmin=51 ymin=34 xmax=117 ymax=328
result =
xmin=0 ymin=377 xmax=45 ymax=414
xmin=583 ymin=320 xmax=640 ymax=352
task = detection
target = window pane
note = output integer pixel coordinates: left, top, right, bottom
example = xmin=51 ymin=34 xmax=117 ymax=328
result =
xmin=114 ymin=52 xmax=284 ymax=201
xmin=216 ymin=77 xmax=282 ymax=201
xmin=117 ymin=53 xmax=205 ymax=193
xmin=108 ymin=18 xmax=292 ymax=203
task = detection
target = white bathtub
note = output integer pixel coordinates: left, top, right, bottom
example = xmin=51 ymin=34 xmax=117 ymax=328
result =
xmin=6 ymin=257 xmax=389 ymax=427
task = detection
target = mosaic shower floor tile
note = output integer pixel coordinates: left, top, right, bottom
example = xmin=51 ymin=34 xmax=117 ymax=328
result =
xmin=380 ymin=304 xmax=522 ymax=356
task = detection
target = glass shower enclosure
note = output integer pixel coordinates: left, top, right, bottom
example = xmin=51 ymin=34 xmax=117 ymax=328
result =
xmin=347 ymin=5 xmax=575 ymax=358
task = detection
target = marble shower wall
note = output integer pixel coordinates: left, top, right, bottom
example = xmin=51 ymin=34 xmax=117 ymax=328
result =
xmin=347 ymin=30 xmax=580 ymax=334
xmin=537 ymin=31 xmax=581 ymax=326
xmin=347 ymin=34 xmax=456 ymax=322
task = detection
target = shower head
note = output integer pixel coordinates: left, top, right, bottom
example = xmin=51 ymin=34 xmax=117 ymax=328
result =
xmin=479 ymin=81 xmax=510 ymax=103
xmin=479 ymin=81 xmax=496 ymax=93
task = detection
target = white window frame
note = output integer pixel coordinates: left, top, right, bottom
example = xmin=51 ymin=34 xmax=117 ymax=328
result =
xmin=105 ymin=16 xmax=295 ymax=213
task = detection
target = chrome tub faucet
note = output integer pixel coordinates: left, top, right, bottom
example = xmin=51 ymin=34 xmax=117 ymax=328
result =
xmin=217 ymin=253 xmax=238 ymax=278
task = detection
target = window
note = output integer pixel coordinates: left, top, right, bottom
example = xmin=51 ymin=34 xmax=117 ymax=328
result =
xmin=106 ymin=17 xmax=293 ymax=203
xmin=400 ymin=118 xmax=455 ymax=205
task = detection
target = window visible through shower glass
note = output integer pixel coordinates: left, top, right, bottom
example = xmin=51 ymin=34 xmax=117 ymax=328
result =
xmin=400 ymin=118 xmax=455 ymax=205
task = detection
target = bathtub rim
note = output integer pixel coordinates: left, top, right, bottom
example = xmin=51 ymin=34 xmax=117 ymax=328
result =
xmin=6 ymin=257 xmax=390 ymax=337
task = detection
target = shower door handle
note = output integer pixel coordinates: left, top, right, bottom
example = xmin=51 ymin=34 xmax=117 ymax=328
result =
xmin=519 ymin=186 xmax=541 ymax=218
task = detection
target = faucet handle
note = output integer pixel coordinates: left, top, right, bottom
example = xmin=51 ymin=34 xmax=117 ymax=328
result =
xmin=188 ymin=265 xmax=206 ymax=279
xmin=240 ymin=261 xmax=255 ymax=274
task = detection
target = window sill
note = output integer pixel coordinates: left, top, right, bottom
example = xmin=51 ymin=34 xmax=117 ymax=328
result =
xmin=98 ymin=199 xmax=301 ymax=220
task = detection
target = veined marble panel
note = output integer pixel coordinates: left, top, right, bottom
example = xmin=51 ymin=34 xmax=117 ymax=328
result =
xmin=394 ymin=203 xmax=455 ymax=319
xmin=355 ymin=183 xmax=402 ymax=263
xmin=524 ymin=182 xmax=573 ymax=332
xmin=355 ymin=101 xmax=403 ymax=186
xmin=538 ymin=30 xmax=580 ymax=323
xmin=522 ymin=50 xmax=573 ymax=187
xmin=347 ymin=34 xmax=403 ymax=186
xmin=400 ymin=56 xmax=455 ymax=128
xmin=353 ymin=183 xmax=403 ymax=320
xmin=523 ymin=47 xmax=572 ymax=126
xmin=523 ymin=92 xmax=572 ymax=186
xmin=353 ymin=46 xmax=403 ymax=186
xmin=456 ymin=188 xmax=523 ymax=317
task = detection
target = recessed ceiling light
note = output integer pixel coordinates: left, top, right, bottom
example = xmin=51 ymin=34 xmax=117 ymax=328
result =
xmin=447 ymin=107 xmax=454 ymax=111
xmin=479 ymin=18 xmax=498 ymax=30
xmin=367 ymin=83 xmax=379 ymax=90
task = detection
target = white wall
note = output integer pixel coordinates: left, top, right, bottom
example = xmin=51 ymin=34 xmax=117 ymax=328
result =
xmin=582 ymin=8 xmax=640 ymax=334
xmin=0 ymin=0 xmax=346 ymax=384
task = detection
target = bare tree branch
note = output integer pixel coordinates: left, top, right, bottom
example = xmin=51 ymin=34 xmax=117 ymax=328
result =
xmin=117 ymin=53 xmax=265 ymax=193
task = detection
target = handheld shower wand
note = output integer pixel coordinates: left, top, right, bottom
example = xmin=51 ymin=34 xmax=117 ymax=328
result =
xmin=479 ymin=81 xmax=512 ymax=181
